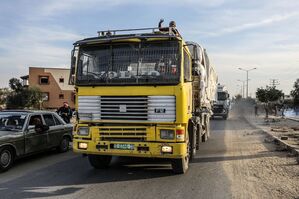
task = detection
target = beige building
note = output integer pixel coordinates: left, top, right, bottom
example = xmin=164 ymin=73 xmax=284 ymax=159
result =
xmin=27 ymin=67 xmax=75 ymax=109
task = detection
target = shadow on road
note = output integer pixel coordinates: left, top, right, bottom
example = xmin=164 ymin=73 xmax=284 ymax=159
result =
xmin=0 ymin=155 xmax=174 ymax=198
xmin=192 ymin=151 xmax=284 ymax=164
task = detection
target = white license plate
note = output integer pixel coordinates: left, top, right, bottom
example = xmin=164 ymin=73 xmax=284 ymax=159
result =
xmin=113 ymin=144 xmax=134 ymax=150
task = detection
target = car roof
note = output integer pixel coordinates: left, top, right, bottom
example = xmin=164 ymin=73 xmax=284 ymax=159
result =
xmin=0 ymin=110 xmax=56 ymax=114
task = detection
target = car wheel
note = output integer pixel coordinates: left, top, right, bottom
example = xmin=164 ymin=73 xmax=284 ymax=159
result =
xmin=0 ymin=147 xmax=14 ymax=172
xmin=58 ymin=136 xmax=70 ymax=153
xmin=88 ymin=155 xmax=112 ymax=169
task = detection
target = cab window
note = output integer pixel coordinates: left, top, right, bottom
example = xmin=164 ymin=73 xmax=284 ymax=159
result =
xmin=183 ymin=50 xmax=192 ymax=82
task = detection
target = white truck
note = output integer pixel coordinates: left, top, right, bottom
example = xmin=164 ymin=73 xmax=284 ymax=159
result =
xmin=212 ymin=84 xmax=230 ymax=120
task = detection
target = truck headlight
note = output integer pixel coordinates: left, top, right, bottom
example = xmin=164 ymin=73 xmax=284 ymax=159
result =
xmin=78 ymin=127 xmax=89 ymax=136
xmin=78 ymin=142 xmax=88 ymax=149
xmin=161 ymin=145 xmax=173 ymax=153
xmin=160 ymin=129 xmax=175 ymax=139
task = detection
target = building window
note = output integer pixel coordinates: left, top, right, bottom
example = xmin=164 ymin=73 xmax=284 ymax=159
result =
xmin=59 ymin=78 xmax=64 ymax=83
xmin=39 ymin=76 xmax=49 ymax=84
xmin=59 ymin=94 xmax=64 ymax=99
xmin=42 ymin=92 xmax=49 ymax=101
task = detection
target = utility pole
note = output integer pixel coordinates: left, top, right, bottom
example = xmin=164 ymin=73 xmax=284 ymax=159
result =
xmin=237 ymin=79 xmax=246 ymax=98
xmin=238 ymin=67 xmax=257 ymax=98
xmin=269 ymin=79 xmax=279 ymax=87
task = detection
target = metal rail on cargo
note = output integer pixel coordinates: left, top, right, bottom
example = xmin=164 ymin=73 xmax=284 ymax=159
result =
xmin=97 ymin=27 xmax=175 ymax=37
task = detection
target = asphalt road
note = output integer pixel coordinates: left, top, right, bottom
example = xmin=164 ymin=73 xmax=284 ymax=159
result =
xmin=0 ymin=107 xmax=298 ymax=199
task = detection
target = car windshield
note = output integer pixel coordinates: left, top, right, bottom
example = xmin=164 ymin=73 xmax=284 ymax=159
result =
xmin=76 ymin=41 xmax=180 ymax=85
xmin=0 ymin=113 xmax=27 ymax=131
xmin=218 ymin=92 xmax=228 ymax=101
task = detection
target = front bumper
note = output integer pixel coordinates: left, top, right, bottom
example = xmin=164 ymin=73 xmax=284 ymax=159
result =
xmin=212 ymin=112 xmax=227 ymax=116
xmin=73 ymin=140 xmax=187 ymax=159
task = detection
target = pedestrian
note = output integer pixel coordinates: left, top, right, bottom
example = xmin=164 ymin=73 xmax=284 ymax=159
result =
xmin=254 ymin=104 xmax=258 ymax=117
xmin=57 ymin=102 xmax=72 ymax=123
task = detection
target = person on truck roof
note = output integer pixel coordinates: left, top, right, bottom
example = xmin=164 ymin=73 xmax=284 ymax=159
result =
xmin=158 ymin=19 xmax=181 ymax=37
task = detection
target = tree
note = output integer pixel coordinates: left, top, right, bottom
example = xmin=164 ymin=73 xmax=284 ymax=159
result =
xmin=26 ymin=86 xmax=43 ymax=108
xmin=256 ymin=86 xmax=283 ymax=103
xmin=256 ymin=86 xmax=284 ymax=118
xmin=9 ymin=78 xmax=23 ymax=93
xmin=6 ymin=78 xmax=43 ymax=109
xmin=256 ymin=87 xmax=267 ymax=103
xmin=290 ymin=79 xmax=299 ymax=106
xmin=0 ymin=88 xmax=10 ymax=108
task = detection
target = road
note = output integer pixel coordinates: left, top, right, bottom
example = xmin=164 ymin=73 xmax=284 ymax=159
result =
xmin=0 ymin=107 xmax=298 ymax=199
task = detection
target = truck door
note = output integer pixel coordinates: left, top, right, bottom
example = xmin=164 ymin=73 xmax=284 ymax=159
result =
xmin=25 ymin=114 xmax=48 ymax=154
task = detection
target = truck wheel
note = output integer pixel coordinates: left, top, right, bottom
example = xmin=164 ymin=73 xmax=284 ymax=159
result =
xmin=202 ymin=132 xmax=208 ymax=142
xmin=223 ymin=114 xmax=228 ymax=120
xmin=0 ymin=147 xmax=14 ymax=172
xmin=206 ymin=118 xmax=211 ymax=138
xmin=196 ymin=124 xmax=201 ymax=150
xmin=188 ymin=121 xmax=196 ymax=160
xmin=88 ymin=155 xmax=112 ymax=169
xmin=171 ymin=137 xmax=190 ymax=174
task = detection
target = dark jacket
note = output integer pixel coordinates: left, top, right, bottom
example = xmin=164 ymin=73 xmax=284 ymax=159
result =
xmin=57 ymin=106 xmax=72 ymax=123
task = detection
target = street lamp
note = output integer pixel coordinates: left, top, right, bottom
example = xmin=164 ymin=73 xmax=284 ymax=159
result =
xmin=238 ymin=67 xmax=257 ymax=98
xmin=237 ymin=79 xmax=246 ymax=98
xmin=236 ymin=84 xmax=242 ymax=96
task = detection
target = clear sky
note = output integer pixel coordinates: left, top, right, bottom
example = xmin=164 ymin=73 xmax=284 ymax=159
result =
xmin=0 ymin=0 xmax=298 ymax=97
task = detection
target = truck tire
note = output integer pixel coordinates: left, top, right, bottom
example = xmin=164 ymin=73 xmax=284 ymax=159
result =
xmin=223 ymin=114 xmax=228 ymax=120
xmin=196 ymin=124 xmax=202 ymax=150
xmin=206 ymin=118 xmax=211 ymax=138
xmin=171 ymin=136 xmax=190 ymax=174
xmin=0 ymin=147 xmax=14 ymax=172
xmin=202 ymin=132 xmax=208 ymax=142
xmin=88 ymin=155 xmax=112 ymax=169
xmin=188 ymin=120 xmax=196 ymax=160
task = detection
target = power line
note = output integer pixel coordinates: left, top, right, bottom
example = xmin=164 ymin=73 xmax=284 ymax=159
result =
xmin=269 ymin=79 xmax=279 ymax=87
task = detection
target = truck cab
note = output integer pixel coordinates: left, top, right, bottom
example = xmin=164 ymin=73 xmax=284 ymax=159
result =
xmin=212 ymin=84 xmax=230 ymax=120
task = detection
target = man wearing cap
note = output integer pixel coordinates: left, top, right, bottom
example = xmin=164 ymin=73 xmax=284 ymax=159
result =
xmin=57 ymin=102 xmax=73 ymax=123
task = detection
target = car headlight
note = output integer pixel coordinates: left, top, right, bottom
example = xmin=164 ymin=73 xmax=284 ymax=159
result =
xmin=78 ymin=127 xmax=89 ymax=136
xmin=160 ymin=129 xmax=175 ymax=139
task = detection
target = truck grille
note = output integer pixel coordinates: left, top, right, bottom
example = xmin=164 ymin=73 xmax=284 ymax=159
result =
xmin=101 ymin=96 xmax=148 ymax=120
xmin=99 ymin=127 xmax=147 ymax=141
xmin=78 ymin=96 xmax=175 ymax=122
xmin=213 ymin=105 xmax=224 ymax=113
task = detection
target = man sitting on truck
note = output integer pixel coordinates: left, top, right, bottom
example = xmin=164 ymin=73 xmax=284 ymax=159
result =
xmin=158 ymin=19 xmax=181 ymax=37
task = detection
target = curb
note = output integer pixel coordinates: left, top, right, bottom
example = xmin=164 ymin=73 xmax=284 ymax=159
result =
xmin=244 ymin=117 xmax=299 ymax=157
xmin=286 ymin=117 xmax=299 ymax=123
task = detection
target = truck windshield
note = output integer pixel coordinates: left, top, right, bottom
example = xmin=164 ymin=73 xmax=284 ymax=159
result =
xmin=76 ymin=41 xmax=180 ymax=85
xmin=0 ymin=113 xmax=27 ymax=131
xmin=218 ymin=92 xmax=228 ymax=100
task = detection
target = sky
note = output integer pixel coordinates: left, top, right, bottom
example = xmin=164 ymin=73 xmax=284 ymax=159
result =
xmin=0 ymin=0 xmax=298 ymax=97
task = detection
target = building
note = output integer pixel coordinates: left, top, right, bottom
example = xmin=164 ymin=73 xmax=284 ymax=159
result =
xmin=27 ymin=67 xmax=75 ymax=109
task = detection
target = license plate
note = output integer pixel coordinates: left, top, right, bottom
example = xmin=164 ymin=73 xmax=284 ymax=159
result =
xmin=113 ymin=144 xmax=134 ymax=150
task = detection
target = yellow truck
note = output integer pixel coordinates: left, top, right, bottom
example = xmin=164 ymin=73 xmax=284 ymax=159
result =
xmin=70 ymin=21 xmax=217 ymax=174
